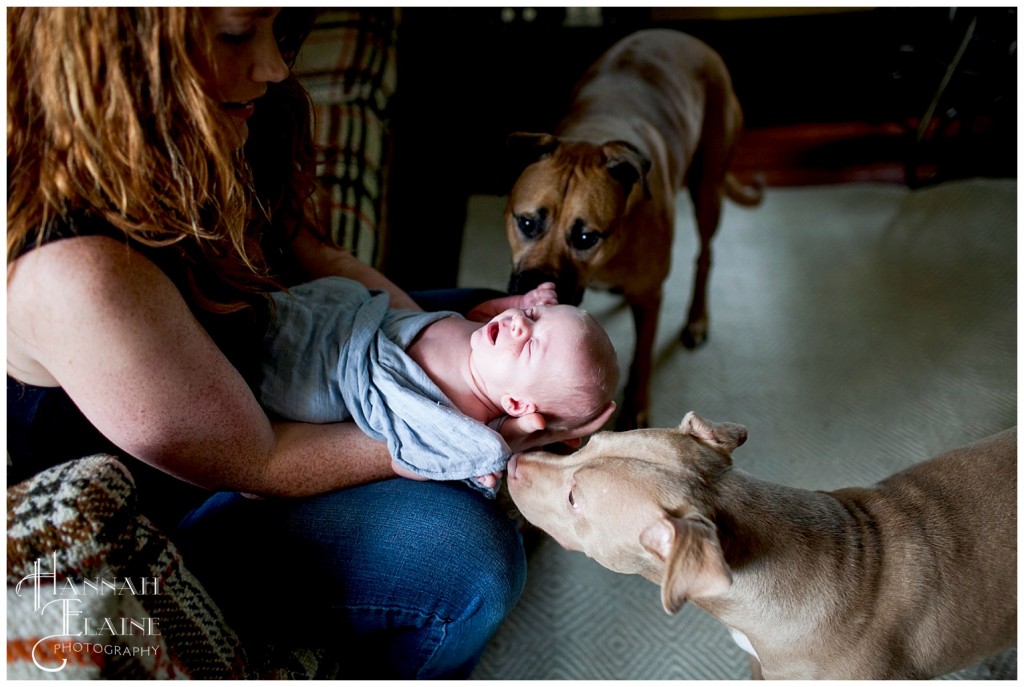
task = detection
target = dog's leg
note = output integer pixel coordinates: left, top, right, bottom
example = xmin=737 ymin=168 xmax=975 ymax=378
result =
xmin=682 ymin=80 xmax=746 ymax=349
xmin=748 ymin=655 xmax=764 ymax=680
xmin=619 ymin=292 xmax=661 ymax=430
xmin=682 ymin=161 xmax=723 ymax=349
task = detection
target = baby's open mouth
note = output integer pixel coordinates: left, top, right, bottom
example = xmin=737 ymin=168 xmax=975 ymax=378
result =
xmin=488 ymin=322 xmax=499 ymax=345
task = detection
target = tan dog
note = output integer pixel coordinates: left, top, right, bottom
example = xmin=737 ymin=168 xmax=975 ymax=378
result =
xmin=507 ymin=412 xmax=1016 ymax=679
xmin=504 ymin=30 xmax=763 ymax=430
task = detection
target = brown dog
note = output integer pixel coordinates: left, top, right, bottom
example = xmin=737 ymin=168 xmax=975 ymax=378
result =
xmin=505 ymin=30 xmax=763 ymax=430
xmin=507 ymin=413 xmax=1017 ymax=679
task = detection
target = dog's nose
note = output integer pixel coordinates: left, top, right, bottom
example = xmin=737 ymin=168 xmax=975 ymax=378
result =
xmin=509 ymin=269 xmax=585 ymax=306
xmin=508 ymin=269 xmax=556 ymax=296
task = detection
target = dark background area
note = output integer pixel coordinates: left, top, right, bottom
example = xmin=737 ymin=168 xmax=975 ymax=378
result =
xmin=382 ymin=7 xmax=1016 ymax=290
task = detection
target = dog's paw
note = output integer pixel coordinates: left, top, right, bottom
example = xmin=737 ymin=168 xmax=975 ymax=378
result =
xmin=680 ymin=323 xmax=708 ymax=350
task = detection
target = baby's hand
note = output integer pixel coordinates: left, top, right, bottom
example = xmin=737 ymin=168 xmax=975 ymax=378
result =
xmin=519 ymin=282 xmax=557 ymax=310
xmin=475 ymin=472 xmax=502 ymax=489
xmin=465 ymin=283 xmax=558 ymax=323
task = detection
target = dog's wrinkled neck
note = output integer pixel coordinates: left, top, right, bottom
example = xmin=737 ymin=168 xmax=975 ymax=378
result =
xmin=698 ymin=470 xmax=864 ymax=655
xmin=713 ymin=469 xmax=857 ymax=570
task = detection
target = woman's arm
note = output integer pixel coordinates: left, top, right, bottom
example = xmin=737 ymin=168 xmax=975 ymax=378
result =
xmin=7 ymin=236 xmax=393 ymax=496
xmin=288 ymin=226 xmax=422 ymax=311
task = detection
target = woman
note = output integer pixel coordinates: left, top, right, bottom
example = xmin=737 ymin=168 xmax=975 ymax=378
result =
xmin=7 ymin=8 xmax=611 ymax=678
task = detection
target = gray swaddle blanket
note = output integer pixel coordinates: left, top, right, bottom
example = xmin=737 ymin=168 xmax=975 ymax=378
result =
xmin=258 ymin=277 xmax=510 ymax=497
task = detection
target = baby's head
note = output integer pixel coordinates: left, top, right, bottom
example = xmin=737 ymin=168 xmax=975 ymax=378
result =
xmin=529 ymin=309 xmax=619 ymax=432
xmin=471 ymin=304 xmax=620 ymax=432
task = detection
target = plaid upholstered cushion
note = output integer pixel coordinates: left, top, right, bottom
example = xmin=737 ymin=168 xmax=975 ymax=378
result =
xmin=293 ymin=9 xmax=399 ymax=268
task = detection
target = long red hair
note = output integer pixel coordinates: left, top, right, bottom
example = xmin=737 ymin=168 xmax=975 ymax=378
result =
xmin=7 ymin=7 xmax=319 ymax=311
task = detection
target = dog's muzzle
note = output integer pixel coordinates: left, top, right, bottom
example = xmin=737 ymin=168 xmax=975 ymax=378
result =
xmin=508 ymin=268 xmax=585 ymax=306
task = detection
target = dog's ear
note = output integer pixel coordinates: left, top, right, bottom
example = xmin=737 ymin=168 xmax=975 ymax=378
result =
xmin=640 ymin=513 xmax=732 ymax=615
xmin=602 ymin=140 xmax=652 ymax=199
xmin=506 ymin=132 xmax=560 ymax=179
xmin=678 ymin=411 xmax=747 ymax=454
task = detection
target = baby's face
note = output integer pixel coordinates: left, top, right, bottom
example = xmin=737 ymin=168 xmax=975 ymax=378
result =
xmin=470 ymin=304 xmax=591 ymax=413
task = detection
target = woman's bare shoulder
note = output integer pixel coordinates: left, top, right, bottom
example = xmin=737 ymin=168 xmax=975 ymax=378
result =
xmin=7 ymin=235 xmax=184 ymax=384
xmin=7 ymin=234 xmax=277 ymax=484
xmin=10 ymin=234 xmax=168 ymax=296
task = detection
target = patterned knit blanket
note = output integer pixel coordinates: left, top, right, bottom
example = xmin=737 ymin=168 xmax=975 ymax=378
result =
xmin=7 ymin=455 xmax=246 ymax=679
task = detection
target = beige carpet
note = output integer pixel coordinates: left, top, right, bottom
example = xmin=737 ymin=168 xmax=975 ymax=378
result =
xmin=458 ymin=178 xmax=1017 ymax=680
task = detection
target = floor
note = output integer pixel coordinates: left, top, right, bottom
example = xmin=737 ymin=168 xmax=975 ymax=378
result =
xmin=456 ymin=151 xmax=1017 ymax=677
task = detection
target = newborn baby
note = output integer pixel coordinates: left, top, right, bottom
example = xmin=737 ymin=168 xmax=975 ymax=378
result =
xmin=259 ymin=276 xmax=619 ymax=496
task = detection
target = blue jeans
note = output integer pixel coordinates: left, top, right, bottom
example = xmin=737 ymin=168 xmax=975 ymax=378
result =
xmin=175 ymin=288 xmax=524 ymax=679
xmin=175 ymin=479 xmax=525 ymax=679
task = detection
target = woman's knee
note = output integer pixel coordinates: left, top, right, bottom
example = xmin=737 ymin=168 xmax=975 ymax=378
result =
xmin=380 ymin=480 xmax=527 ymax=632
xmin=307 ymin=481 xmax=527 ymax=678
xmin=174 ymin=480 xmax=526 ymax=678
xmin=393 ymin=483 xmax=526 ymax=678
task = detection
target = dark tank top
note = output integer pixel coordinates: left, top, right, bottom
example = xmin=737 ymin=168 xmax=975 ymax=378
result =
xmin=7 ymin=212 xmax=271 ymax=529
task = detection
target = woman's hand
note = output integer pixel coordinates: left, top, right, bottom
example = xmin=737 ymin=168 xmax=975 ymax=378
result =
xmin=391 ymin=461 xmax=501 ymax=490
xmin=390 ymin=460 xmax=429 ymax=481
xmin=498 ymin=402 xmax=616 ymax=453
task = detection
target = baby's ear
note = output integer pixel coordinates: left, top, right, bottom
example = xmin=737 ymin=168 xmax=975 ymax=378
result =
xmin=501 ymin=394 xmax=538 ymax=418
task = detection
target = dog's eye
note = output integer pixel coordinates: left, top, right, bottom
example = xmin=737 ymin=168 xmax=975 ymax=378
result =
xmin=516 ymin=214 xmax=545 ymax=239
xmin=569 ymin=221 xmax=601 ymax=251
